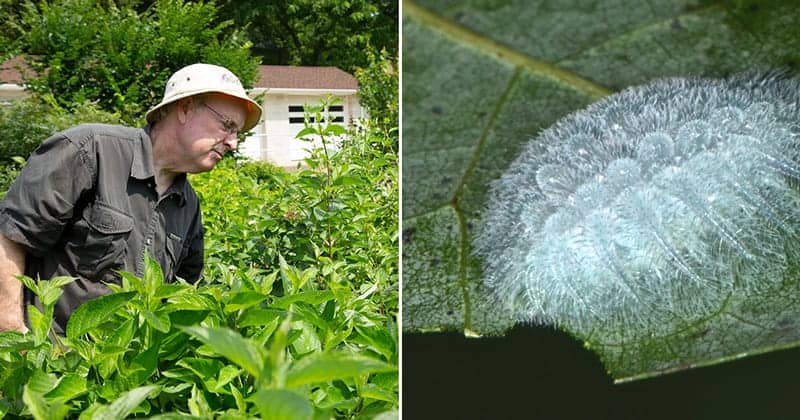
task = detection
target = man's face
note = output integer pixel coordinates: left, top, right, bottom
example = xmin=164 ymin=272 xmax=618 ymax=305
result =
xmin=175 ymin=95 xmax=247 ymax=173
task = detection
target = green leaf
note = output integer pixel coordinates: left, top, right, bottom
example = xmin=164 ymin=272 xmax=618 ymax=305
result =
xmin=359 ymin=384 xmax=396 ymax=403
xmin=402 ymin=0 xmax=800 ymax=380
xmin=230 ymin=384 xmax=247 ymax=412
xmin=187 ymin=385 xmax=212 ymax=417
xmin=144 ymin=252 xmax=165 ymax=296
xmin=44 ymin=374 xmax=87 ymax=403
xmin=27 ymin=305 xmax=50 ymax=344
xmin=286 ymin=352 xmax=396 ymax=388
xmin=164 ymin=293 xmax=218 ymax=311
xmin=250 ymin=389 xmax=313 ymax=420
xmin=118 ymin=271 xmax=146 ymax=294
xmin=39 ymin=277 xmax=76 ymax=306
xmin=130 ymin=340 xmax=161 ymax=386
xmin=224 ymin=291 xmax=268 ymax=313
xmin=143 ymin=310 xmax=171 ymax=333
xmin=169 ymin=309 xmax=210 ymax=326
xmin=91 ymin=385 xmax=159 ymax=419
xmin=23 ymin=384 xmax=66 ymax=420
xmin=26 ymin=370 xmax=59 ymax=396
xmin=238 ymin=308 xmax=284 ymax=328
xmin=23 ymin=371 xmax=70 ymax=420
xmin=323 ymin=124 xmax=346 ymax=137
xmin=153 ymin=283 xmax=193 ymax=300
xmin=295 ymin=126 xmax=319 ymax=140
xmin=178 ymin=357 xmax=225 ymax=390
xmin=215 ymin=365 xmax=241 ymax=393
xmin=66 ymin=292 xmax=136 ymax=339
xmin=271 ymin=291 xmax=335 ymax=309
xmin=180 ymin=326 xmax=264 ymax=379
xmin=0 ymin=330 xmax=36 ymax=352
xmin=147 ymin=414 xmax=204 ymax=420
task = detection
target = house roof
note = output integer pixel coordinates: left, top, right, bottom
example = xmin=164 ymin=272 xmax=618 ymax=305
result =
xmin=0 ymin=56 xmax=35 ymax=84
xmin=1 ymin=56 xmax=357 ymax=90
xmin=254 ymin=65 xmax=358 ymax=90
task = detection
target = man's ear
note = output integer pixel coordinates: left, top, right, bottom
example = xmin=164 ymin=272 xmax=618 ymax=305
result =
xmin=177 ymin=98 xmax=194 ymax=124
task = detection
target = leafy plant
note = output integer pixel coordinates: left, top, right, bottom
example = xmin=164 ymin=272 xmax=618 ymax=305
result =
xmin=0 ymin=98 xmax=398 ymax=418
xmin=0 ymin=253 xmax=397 ymax=418
xmin=12 ymin=0 xmax=258 ymax=123
xmin=0 ymin=95 xmax=122 ymax=192
xmin=355 ymin=48 xmax=399 ymax=137
xmin=216 ymin=0 xmax=398 ymax=73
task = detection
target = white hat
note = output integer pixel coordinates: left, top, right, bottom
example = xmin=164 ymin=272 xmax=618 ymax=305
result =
xmin=146 ymin=63 xmax=263 ymax=132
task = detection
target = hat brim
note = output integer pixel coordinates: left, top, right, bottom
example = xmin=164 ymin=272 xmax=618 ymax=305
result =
xmin=145 ymin=88 xmax=263 ymax=132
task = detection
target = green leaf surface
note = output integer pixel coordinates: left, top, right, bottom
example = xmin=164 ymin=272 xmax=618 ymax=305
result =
xmin=44 ymin=375 xmax=87 ymax=403
xmin=0 ymin=330 xmax=36 ymax=352
xmin=23 ymin=384 xmax=67 ymax=420
xmin=250 ymin=389 xmax=313 ymax=420
xmin=402 ymin=0 xmax=800 ymax=380
xmin=90 ymin=385 xmax=159 ymax=419
xmin=285 ymin=352 xmax=396 ymax=388
xmin=271 ymin=291 xmax=335 ymax=308
xmin=66 ymin=292 xmax=136 ymax=339
xmin=224 ymin=291 xmax=268 ymax=313
xmin=180 ymin=326 xmax=264 ymax=379
xmin=178 ymin=357 xmax=226 ymax=391
xmin=143 ymin=310 xmax=172 ymax=333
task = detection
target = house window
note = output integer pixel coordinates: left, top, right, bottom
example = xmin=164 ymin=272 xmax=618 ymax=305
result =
xmin=289 ymin=116 xmax=344 ymax=124
xmin=288 ymin=104 xmax=346 ymax=124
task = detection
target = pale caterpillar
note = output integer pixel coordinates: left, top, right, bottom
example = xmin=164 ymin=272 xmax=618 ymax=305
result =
xmin=473 ymin=73 xmax=800 ymax=339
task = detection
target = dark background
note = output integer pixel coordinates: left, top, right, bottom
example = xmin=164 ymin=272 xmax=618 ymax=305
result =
xmin=403 ymin=326 xmax=800 ymax=419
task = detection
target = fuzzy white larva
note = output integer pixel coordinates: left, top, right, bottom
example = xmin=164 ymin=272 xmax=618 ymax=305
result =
xmin=473 ymin=73 xmax=800 ymax=338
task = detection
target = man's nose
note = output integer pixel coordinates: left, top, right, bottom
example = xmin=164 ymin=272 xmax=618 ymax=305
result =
xmin=222 ymin=134 xmax=238 ymax=151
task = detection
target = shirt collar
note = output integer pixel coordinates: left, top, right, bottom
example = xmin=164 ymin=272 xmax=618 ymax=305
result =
xmin=132 ymin=126 xmax=188 ymax=207
xmin=131 ymin=126 xmax=155 ymax=180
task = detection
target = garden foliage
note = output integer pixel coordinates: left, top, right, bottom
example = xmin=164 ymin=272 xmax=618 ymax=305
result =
xmin=10 ymin=0 xmax=258 ymax=124
xmin=0 ymin=96 xmax=122 ymax=195
xmin=355 ymin=49 xmax=399 ymax=137
xmin=0 ymin=114 xmax=398 ymax=418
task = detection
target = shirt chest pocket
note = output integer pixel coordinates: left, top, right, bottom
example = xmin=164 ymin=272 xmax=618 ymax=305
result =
xmin=164 ymin=232 xmax=188 ymax=281
xmin=70 ymin=201 xmax=134 ymax=280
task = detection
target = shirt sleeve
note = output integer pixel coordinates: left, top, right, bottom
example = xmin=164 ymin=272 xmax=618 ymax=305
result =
xmin=175 ymin=206 xmax=204 ymax=283
xmin=0 ymin=133 xmax=95 ymax=257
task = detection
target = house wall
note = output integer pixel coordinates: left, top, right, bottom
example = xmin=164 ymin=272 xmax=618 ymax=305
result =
xmin=239 ymin=91 xmax=364 ymax=167
xmin=0 ymin=84 xmax=30 ymax=103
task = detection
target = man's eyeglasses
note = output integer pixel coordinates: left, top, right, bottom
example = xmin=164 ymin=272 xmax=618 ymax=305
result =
xmin=203 ymin=103 xmax=239 ymax=136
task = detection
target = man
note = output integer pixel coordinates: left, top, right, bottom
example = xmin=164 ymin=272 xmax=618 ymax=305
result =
xmin=0 ymin=63 xmax=262 ymax=334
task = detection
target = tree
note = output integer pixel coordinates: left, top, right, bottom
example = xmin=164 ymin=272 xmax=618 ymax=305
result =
xmin=355 ymin=47 xmax=398 ymax=136
xmin=217 ymin=0 xmax=398 ymax=73
xmin=13 ymin=0 xmax=259 ymax=123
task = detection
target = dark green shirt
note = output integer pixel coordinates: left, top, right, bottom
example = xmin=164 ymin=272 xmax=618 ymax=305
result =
xmin=0 ymin=124 xmax=204 ymax=334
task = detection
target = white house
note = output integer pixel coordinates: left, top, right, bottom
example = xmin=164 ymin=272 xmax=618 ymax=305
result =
xmin=0 ymin=57 xmax=364 ymax=167
xmin=243 ymin=65 xmax=365 ymax=167
xmin=0 ymin=56 xmax=32 ymax=103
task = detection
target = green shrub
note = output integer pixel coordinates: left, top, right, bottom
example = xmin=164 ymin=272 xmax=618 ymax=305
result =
xmin=355 ymin=48 xmax=398 ymax=138
xmin=0 ymin=98 xmax=399 ymax=419
xmin=15 ymin=0 xmax=258 ymax=123
xmin=0 ymin=255 xmax=397 ymax=418
xmin=236 ymin=159 xmax=289 ymax=184
xmin=0 ymin=96 xmax=122 ymax=191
